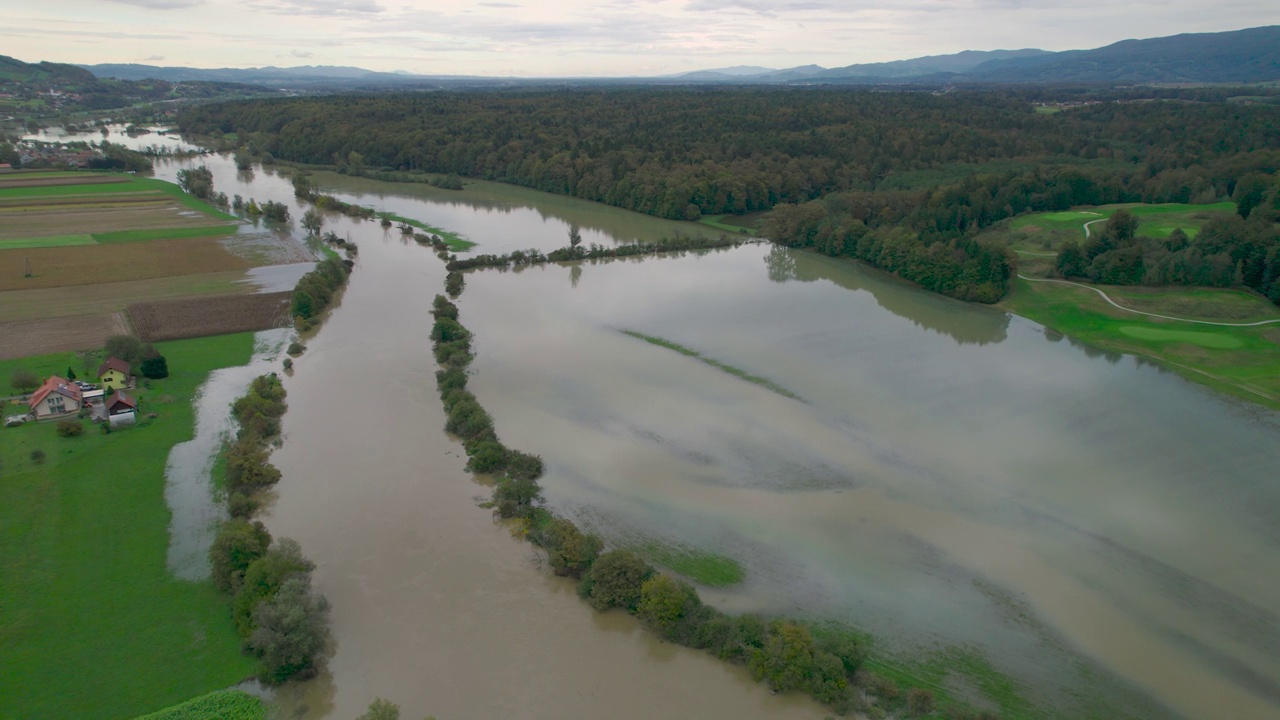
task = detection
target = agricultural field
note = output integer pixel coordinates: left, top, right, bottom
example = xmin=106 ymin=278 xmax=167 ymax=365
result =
xmin=0 ymin=170 xmax=316 ymax=356
xmin=129 ymin=292 xmax=292 ymax=341
xmin=0 ymin=334 xmax=261 ymax=720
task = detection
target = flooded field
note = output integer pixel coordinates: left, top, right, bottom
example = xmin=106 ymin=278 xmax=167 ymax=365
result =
xmin=150 ymin=150 xmax=1280 ymax=720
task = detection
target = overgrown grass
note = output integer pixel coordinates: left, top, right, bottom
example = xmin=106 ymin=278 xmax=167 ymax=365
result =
xmin=619 ymin=329 xmax=803 ymax=402
xmin=1002 ymin=278 xmax=1280 ymax=409
xmin=376 ymin=211 xmax=477 ymax=251
xmin=633 ymin=539 xmax=745 ymax=587
xmin=131 ymin=689 xmax=266 ymax=720
xmin=865 ymin=645 xmax=1038 ymax=720
xmin=0 ymin=333 xmax=260 ymax=720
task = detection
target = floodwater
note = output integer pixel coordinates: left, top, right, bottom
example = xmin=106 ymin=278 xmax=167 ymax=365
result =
xmin=149 ymin=150 xmax=1280 ymax=720
xmin=163 ymin=328 xmax=292 ymax=579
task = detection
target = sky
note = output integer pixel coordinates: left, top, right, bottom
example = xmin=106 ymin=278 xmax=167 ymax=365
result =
xmin=2 ymin=1 xmax=1277 ymax=77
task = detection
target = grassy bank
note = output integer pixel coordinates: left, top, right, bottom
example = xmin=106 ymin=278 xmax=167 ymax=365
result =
xmin=0 ymin=333 xmax=260 ymax=720
xmin=132 ymin=689 xmax=266 ymax=720
xmin=631 ymin=539 xmax=745 ymax=587
xmin=376 ymin=211 xmax=476 ymax=251
xmin=1002 ymin=278 xmax=1280 ymax=409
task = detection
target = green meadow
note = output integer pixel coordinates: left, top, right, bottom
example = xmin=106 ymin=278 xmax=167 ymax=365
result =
xmin=1005 ymin=201 xmax=1236 ymax=255
xmin=0 ymin=334 xmax=259 ymax=720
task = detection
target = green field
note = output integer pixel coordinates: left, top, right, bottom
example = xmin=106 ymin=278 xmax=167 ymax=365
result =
xmin=377 ymin=211 xmax=477 ymax=251
xmin=631 ymin=539 xmax=745 ymax=587
xmin=0 ymin=333 xmax=260 ymax=720
xmin=1002 ymin=279 xmax=1280 ymax=408
xmin=0 ymin=233 xmax=95 ymax=249
xmin=698 ymin=214 xmax=759 ymax=235
xmin=132 ymin=690 xmax=266 ymax=720
xmin=1005 ymin=202 xmax=1237 ymax=255
xmin=93 ymin=225 xmax=240 ymax=244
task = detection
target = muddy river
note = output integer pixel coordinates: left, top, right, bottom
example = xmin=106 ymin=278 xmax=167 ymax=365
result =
xmin=145 ymin=147 xmax=1279 ymax=720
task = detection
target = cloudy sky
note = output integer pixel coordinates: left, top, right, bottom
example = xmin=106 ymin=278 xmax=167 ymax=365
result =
xmin=3 ymin=1 xmax=1276 ymax=76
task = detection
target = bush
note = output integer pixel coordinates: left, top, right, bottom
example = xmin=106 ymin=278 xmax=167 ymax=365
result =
xmin=638 ymin=574 xmax=703 ymax=640
xmin=104 ymin=335 xmax=143 ymax=364
xmin=30 ymin=449 xmax=46 ymax=464
xmin=248 ymin=575 xmax=330 ymax=684
xmin=492 ymin=477 xmax=542 ymax=519
xmin=210 ymin=519 xmax=272 ymax=594
xmin=906 ymin=688 xmax=935 ymax=716
xmin=287 ymin=342 xmax=306 ymax=357
xmin=582 ymin=550 xmax=652 ymax=612
xmin=435 ymin=367 xmax=467 ymax=393
xmin=232 ymin=538 xmax=314 ymax=638
xmin=540 ymin=518 xmax=602 ymax=578
xmin=505 ymin=450 xmax=545 ymax=480
xmin=467 ymin=440 xmax=508 ymax=473
xmin=140 ymin=345 xmax=169 ymax=379
xmin=56 ymin=420 xmax=84 ymax=437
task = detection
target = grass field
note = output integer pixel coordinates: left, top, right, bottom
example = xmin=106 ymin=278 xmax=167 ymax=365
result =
xmin=1004 ymin=202 xmax=1236 ymax=255
xmin=1002 ymin=279 xmax=1280 ymax=408
xmin=630 ymin=539 xmax=745 ymax=587
xmin=377 ymin=211 xmax=477 ymax=251
xmin=698 ymin=213 xmax=760 ymax=235
xmin=132 ymin=690 xmax=266 ymax=720
xmin=0 ymin=333 xmax=260 ymax=720
xmin=0 ymin=233 xmax=95 ymax=249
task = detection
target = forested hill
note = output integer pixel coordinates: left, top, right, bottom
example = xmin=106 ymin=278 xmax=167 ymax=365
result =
xmin=180 ymin=89 xmax=1280 ymax=302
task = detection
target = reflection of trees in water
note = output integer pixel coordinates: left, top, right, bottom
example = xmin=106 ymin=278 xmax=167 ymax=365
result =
xmin=570 ymin=264 xmax=583 ymax=289
xmin=765 ymin=246 xmax=1010 ymax=346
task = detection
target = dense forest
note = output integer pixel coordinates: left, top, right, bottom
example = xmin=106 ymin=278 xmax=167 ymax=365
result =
xmin=179 ymin=88 xmax=1280 ymax=302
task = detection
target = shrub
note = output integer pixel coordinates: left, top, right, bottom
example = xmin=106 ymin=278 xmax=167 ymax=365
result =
xmin=906 ymin=688 xmax=935 ymax=716
xmin=30 ymin=449 xmax=46 ymax=464
xmin=638 ymin=574 xmax=703 ymax=639
xmin=435 ymin=367 xmax=467 ymax=393
xmin=248 ymin=575 xmax=330 ymax=684
xmin=232 ymin=538 xmax=315 ymax=638
xmin=56 ymin=420 xmax=84 ymax=437
xmin=228 ymin=492 xmax=260 ymax=519
xmin=104 ymin=335 xmax=143 ymax=364
xmin=140 ymin=345 xmax=169 ymax=379
xmin=492 ymin=477 xmax=542 ymax=519
xmin=505 ymin=450 xmax=545 ymax=480
xmin=210 ymin=519 xmax=272 ymax=593
xmin=541 ymin=518 xmax=602 ymax=578
xmin=582 ymin=550 xmax=652 ymax=612
xmin=287 ymin=342 xmax=306 ymax=356
xmin=445 ymin=271 xmax=465 ymax=297
xmin=467 ymin=440 xmax=508 ymax=473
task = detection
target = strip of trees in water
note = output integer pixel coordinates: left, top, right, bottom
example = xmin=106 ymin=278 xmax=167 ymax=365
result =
xmin=429 ymin=292 xmax=976 ymax=718
xmin=209 ymin=375 xmax=331 ymax=685
xmin=444 ymin=232 xmax=747 ymax=272
xmin=180 ymin=88 xmax=1279 ymax=302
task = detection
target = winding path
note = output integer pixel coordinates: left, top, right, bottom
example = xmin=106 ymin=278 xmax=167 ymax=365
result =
xmin=1014 ymin=213 xmax=1280 ymax=327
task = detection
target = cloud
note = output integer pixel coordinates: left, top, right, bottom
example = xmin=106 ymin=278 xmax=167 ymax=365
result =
xmin=291 ymin=49 xmax=314 ymax=58
xmin=249 ymin=0 xmax=384 ymax=16
xmin=142 ymin=54 xmax=166 ymax=61
xmin=104 ymin=0 xmax=202 ymax=8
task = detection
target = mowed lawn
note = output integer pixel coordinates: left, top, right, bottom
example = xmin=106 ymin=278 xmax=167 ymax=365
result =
xmin=0 ymin=334 xmax=259 ymax=720
xmin=1005 ymin=201 xmax=1237 ymax=254
xmin=1002 ymin=278 xmax=1280 ymax=408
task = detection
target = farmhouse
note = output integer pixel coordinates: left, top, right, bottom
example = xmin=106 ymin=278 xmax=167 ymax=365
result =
xmin=98 ymin=357 xmax=132 ymax=390
xmin=107 ymin=391 xmax=138 ymax=427
xmin=29 ymin=376 xmax=83 ymax=419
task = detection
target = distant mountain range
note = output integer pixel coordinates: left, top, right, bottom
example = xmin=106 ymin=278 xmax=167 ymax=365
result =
xmin=74 ymin=25 xmax=1280 ymax=88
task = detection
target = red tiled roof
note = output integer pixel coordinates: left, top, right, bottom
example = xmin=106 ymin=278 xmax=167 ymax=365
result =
xmin=98 ymin=356 xmax=131 ymax=377
xmin=29 ymin=376 xmax=82 ymax=409
xmin=108 ymin=391 xmax=137 ymax=412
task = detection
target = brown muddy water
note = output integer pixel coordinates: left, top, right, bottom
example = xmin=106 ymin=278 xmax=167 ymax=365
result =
xmin=154 ymin=152 xmax=1280 ymax=720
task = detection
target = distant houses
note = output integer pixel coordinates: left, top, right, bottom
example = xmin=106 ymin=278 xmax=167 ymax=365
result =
xmin=98 ymin=357 xmax=132 ymax=390
xmin=29 ymin=376 xmax=83 ymax=419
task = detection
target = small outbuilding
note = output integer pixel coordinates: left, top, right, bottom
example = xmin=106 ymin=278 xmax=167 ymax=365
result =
xmin=107 ymin=391 xmax=138 ymax=427
xmin=98 ymin=357 xmax=132 ymax=391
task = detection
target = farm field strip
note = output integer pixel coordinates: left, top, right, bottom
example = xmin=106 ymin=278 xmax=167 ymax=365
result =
xmin=128 ymin=292 xmax=293 ymax=341
xmin=0 ymin=237 xmax=253 ymax=291
xmin=0 ymin=234 xmax=95 ymax=249
xmin=0 ymin=173 xmax=130 ymax=189
xmin=0 ymin=271 xmax=254 ymax=323
xmin=0 ymin=311 xmax=133 ymax=360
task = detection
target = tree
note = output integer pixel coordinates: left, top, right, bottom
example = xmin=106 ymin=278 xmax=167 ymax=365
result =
xmin=358 ymin=699 xmax=401 ymax=720
xmin=140 ymin=345 xmax=169 ymax=379
xmin=292 ymin=173 xmax=314 ymax=200
xmin=582 ymin=550 xmax=652 ymax=612
xmin=234 ymin=149 xmax=253 ymax=171
xmin=11 ymin=370 xmax=38 ymax=394
xmin=233 ymin=538 xmax=315 ymax=637
xmin=638 ymin=574 xmax=701 ymax=639
xmin=176 ymin=165 xmax=214 ymax=200
xmin=104 ymin=335 xmax=143 ymax=364
xmin=568 ymin=224 xmax=583 ymax=249
xmin=210 ymin=519 xmax=272 ymax=594
xmin=543 ymin=518 xmax=601 ymax=578
xmin=66 ymin=367 xmax=77 ymax=381
xmin=749 ymin=621 xmax=817 ymax=693
xmin=302 ymin=208 xmax=324 ymax=237
xmin=1056 ymin=240 xmax=1087 ymax=278
xmin=248 ymin=574 xmax=330 ymax=684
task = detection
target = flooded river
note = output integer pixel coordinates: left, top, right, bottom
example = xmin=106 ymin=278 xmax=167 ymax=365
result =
xmin=145 ymin=147 xmax=1280 ymax=720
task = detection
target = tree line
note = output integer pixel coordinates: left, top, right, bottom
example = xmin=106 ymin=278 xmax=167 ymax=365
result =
xmin=179 ymin=87 xmax=1279 ymax=303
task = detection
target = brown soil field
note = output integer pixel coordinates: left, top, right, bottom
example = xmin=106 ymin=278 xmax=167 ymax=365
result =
xmin=0 ymin=174 xmax=130 ymax=189
xmin=128 ymin=292 xmax=292 ymax=341
xmin=0 ymin=202 xmax=222 ymax=240
xmin=0 ymin=237 xmax=252 ymax=291
xmin=0 ymin=311 xmax=133 ymax=360
xmin=0 ymin=271 xmax=252 ymax=323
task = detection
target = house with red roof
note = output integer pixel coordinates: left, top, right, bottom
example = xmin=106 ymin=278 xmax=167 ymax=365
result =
xmin=98 ymin=356 xmax=132 ymax=390
xmin=29 ymin=376 xmax=83 ymax=420
xmin=107 ymin=390 xmax=138 ymax=427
